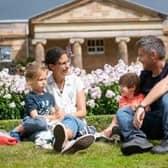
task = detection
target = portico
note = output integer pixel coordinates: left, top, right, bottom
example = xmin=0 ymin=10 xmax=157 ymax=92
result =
xmin=30 ymin=0 xmax=168 ymax=71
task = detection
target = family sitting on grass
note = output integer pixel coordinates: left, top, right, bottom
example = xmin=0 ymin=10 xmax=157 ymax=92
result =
xmin=9 ymin=35 xmax=168 ymax=155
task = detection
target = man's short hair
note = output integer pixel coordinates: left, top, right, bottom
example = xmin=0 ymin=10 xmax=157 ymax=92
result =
xmin=136 ymin=35 xmax=165 ymax=59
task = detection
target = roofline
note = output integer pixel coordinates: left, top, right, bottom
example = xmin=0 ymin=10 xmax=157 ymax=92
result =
xmin=30 ymin=0 xmax=75 ymax=19
xmin=0 ymin=20 xmax=28 ymax=23
xmin=31 ymin=0 xmax=168 ymax=22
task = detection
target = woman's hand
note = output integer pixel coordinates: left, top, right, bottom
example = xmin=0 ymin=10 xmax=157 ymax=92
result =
xmin=54 ymin=107 xmax=65 ymax=120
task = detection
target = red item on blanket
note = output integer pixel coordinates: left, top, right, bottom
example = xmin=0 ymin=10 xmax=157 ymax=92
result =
xmin=0 ymin=136 xmax=18 ymax=145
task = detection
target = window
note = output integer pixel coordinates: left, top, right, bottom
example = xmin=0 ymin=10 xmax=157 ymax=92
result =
xmin=87 ymin=39 xmax=104 ymax=55
xmin=0 ymin=46 xmax=12 ymax=62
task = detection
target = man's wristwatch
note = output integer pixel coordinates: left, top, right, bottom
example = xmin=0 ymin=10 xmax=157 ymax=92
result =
xmin=136 ymin=104 xmax=146 ymax=111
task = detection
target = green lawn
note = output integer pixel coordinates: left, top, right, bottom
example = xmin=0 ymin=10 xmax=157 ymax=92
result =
xmin=1 ymin=141 xmax=168 ymax=168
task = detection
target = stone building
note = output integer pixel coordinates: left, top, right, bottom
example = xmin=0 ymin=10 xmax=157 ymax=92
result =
xmin=0 ymin=0 xmax=168 ymax=71
xmin=0 ymin=20 xmax=29 ymax=64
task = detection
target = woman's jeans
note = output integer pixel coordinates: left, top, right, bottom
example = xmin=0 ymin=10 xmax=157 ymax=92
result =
xmin=61 ymin=115 xmax=87 ymax=138
xmin=116 ymin=93 xmax=168 ymax=141
xmin=23 ymin=115 xmax=87 ymax=139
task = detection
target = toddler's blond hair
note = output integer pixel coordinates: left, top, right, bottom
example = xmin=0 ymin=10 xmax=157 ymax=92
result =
xmin=25 ymin=61 xmax=47 ymax=85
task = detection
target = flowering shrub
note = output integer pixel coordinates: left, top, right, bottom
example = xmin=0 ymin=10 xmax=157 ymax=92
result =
xmin=0 ymin=68 xmax=27 ymax=119
xmin=86 ymin=83 xmax=119 ymax=115
xmin=0 ymin=60 xmax=143 ymax=119
xmin=71 ymin=60 xmax=143 ymax=115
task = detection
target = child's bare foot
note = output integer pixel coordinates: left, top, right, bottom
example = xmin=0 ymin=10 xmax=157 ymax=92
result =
xmin=101 ymin=125 xmax=120 ymax=138
xmin=101 ymin=124 xmax=115 ymax=137
xmin=102 ymin=129 xmax=112 ymax=138
xmin=96 ymin=126 xmax=121 ymax=143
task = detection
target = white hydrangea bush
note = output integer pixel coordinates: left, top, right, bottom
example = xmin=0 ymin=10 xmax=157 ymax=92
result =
xmin=0 ymin=60 xmax=143 ymax=119
xmin=0 ymin=68 xmax=28 ymax=119
xmin=71 ymin=59 xmax=143 ymax=115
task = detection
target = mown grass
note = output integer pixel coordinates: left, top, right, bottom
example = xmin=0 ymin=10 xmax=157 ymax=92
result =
xmin=1 ymin=117 xmax=168 ymax=168
xmin=1 ymin=141 xmax=168 ymax=168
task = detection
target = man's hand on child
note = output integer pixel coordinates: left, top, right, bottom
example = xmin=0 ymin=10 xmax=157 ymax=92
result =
xmin=133 ymin=107 xmax=145 ymax=129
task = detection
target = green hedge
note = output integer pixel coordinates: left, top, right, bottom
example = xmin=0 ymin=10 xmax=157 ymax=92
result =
xmin=0 ymin=115 xmax=113 ymax=131
xmin=86 ymin=115 xmax=113 ymax=131
xmin=0 ymin=119 xmax=21 ymax=131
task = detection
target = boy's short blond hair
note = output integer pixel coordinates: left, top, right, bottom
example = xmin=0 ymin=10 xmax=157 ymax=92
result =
xmin=25 ymin=61 xmax=47 ymax=83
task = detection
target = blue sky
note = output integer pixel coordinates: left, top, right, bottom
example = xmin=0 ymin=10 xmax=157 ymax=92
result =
xmin=0 ymin=0 xmax=73 ymax=20
xmin=0 ymin=0 xmax=167 ymax=20
xmin=128 ymin=0 xmax=168 ymax=14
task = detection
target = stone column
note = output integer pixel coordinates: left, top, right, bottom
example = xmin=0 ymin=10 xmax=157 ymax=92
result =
xmin=115 ymin=37 xmax=130 ymax=64
xmin=32 ymin=39 xmax=47 ymax=63
xmin=161 ymin=36 xmax=168 ymax=60
xmin=69 ymin=38 xmax=84 ymax=69
xmin=163 ymin=19 xmax=168 ymax=60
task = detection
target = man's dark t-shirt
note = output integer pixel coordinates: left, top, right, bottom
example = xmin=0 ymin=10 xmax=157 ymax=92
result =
xmin=140 ymin=62 xmax=168 ymax=110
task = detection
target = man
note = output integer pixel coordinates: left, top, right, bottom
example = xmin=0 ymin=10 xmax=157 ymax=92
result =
xmin=116 ymin=35 xmax=168 ymax=155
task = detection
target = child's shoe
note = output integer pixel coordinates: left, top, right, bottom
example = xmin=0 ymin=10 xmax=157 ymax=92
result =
xmin=10 ymin=129 xmax=21 ymax=141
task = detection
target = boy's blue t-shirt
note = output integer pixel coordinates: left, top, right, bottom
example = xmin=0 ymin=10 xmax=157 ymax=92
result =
xmin=24 ymin=91 xmax=55 ymax=117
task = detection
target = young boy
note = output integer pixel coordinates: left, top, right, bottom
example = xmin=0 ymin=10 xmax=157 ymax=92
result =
xmin=96 ymin=72 xmax=145 ymax=142
xmin=10 ymin=62 xmax=57 ymax=141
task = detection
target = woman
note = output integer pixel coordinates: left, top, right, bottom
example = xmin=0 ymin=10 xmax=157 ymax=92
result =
xmin=45 ymin=47 xmax=95 ymax=154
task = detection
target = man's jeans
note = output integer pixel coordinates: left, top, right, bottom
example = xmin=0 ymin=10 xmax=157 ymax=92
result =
xmin=116 ymin=93 xmax=168 ymax=141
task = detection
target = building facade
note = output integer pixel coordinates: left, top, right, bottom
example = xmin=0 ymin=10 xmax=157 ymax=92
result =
xmin=1 ymin=0 xmax=168 ymax=71
xmin=0 ymin=21 xmax=29 ymax=64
